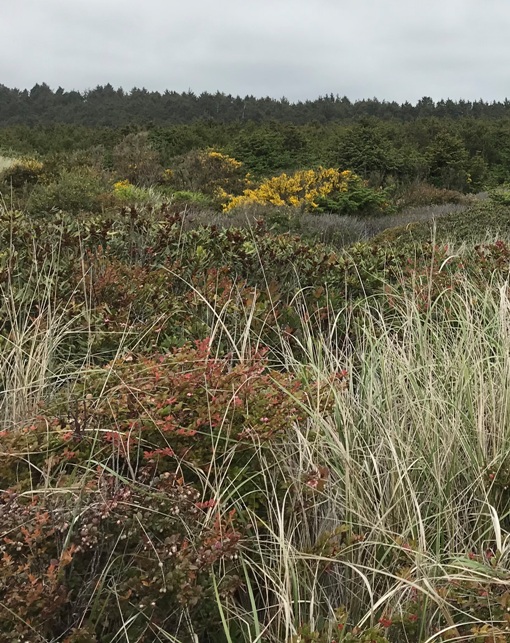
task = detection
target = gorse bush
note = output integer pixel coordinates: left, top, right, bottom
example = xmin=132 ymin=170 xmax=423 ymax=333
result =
xmin=223 ymin=167 xmax=392 ymax=216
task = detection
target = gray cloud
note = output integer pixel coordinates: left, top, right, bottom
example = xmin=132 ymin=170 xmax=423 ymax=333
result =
xmin=1 ymin=0 xmax=509 ymax=102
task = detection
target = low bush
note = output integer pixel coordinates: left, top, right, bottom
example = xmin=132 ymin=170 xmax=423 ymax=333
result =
xmin=167 ymin=149 xmax=248 ymax=200
xmin=112 ymin=180 xmax=167 ymax=207
xmin=112 ymin=131 xmax=164 ymax=187
xmin=0 ymin=156 xmax=44 ymax=188
xmin=169 ymin=189 xmax=214 ymax=208
xmin=393 ymin=180 xmax=470 ymax=209
xmin=26 ymin=168 xmax=108 ymax=216
xmin=0 ymin=340 xmax=330 ymax=642
xmin=372 ymin=201 xmax=510 ymax=246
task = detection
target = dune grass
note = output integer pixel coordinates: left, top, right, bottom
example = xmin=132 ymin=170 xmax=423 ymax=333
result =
xmin=200 ymin=274 xmax=510 ymax=642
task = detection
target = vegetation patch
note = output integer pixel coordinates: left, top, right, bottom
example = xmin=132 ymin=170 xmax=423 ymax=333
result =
xmin=3 ymin=102 xmax=510 ymax=641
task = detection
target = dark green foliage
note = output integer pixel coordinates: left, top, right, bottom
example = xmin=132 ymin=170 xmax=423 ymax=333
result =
xmin=5 ymin=84 xmax=510 ymax=126
xmin=227 ymin=123 xmax=310 ymax=176
xmin=9 ymin=105 xmax=510 ymax=191
xmin=26 ymin=168 xmax=108 ymax=215
xmin=0 ymin=123 xmax=123 ymax=155
xmin=327 ymin=121 xmax=407 ymax=185
xmin=149 ymin=122 xmax=235 ymax=164
xmin=426 ymin=130 xmax=469 ymax=190
xmin=314 ymin=184 xmax=394 ymax=216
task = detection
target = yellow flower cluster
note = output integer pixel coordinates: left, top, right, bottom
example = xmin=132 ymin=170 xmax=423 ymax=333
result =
xmin=17 ymin=158 xmax=44 ymax=174
xmin=113 ymin=179 xmax=141 ymax=202
xmin=223 ymin=168 xmax=357 ymax=212
xmin=113 ymin=179 xmax=131 ymax=193
xmin=114 ymin=179 xmax=130 ymax=189
xmin=207 ymin=151 xmax=243 ymax=169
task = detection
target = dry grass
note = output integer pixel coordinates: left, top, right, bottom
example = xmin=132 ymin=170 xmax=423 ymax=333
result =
xmin=0 ymin=154 xmax=16 ymax=173
xmin=4 ymin=205 xmax=510 ymax=640
xmin=212 ymin=274 xmax=510 ymax=641
xmin=180 ymin=202 xmax=472 ymax=247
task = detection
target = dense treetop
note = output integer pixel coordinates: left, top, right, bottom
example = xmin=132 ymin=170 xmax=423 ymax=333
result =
xmin=2 ymin=83 xmax=510 ymax=126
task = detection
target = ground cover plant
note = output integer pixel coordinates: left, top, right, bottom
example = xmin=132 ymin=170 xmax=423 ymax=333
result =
xmin=2 ymin=124 xmax=510 ymax=643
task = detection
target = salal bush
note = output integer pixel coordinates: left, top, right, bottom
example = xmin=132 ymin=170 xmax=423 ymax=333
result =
xmin=0 ymin=340 xmax=330 ymax=642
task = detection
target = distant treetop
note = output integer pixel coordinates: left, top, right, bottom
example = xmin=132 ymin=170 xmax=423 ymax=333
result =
xmin=1 ymin=84 xmax=509 ymax=126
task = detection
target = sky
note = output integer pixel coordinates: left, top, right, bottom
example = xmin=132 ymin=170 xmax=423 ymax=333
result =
xmin=0 ymin=0 xmax=509 ymax=103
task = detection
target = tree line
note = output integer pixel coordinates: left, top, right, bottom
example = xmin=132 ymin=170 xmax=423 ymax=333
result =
xmin=2 ymin=83 xmax=510 ymax=126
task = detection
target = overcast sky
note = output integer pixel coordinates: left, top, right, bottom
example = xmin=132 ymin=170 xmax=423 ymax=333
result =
xmin=1 ymin=0 xmax=508 ymax=103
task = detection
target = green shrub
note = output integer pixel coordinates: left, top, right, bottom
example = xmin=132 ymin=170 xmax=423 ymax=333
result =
xmin=170 ymin=189 xmax=213 ymax=207
xmin=167 ymin=149 xmax=247 ymax=201
xmin=0 ymin=156 xmax=44 ymax=188
xmin=489 ymin=184 xmax=510 ymax=206
xmin=313 ymin=182 xmax=393 ymax=216
xmin=112 ymin=179 xmax=166 ymax=206
xmin=112 ymin=131 xmax=164 ymax=187
xmin=26 ymin=168 xmax=107 ymax=215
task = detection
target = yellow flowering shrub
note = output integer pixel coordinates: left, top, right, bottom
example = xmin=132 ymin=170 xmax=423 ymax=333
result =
xmin=223 ymin=167 xmax=392 ymax=216
xmin=207 ymin=150 xmax=243 ymax=168
xmin=113 ymin=179 xmax=132 ymax=196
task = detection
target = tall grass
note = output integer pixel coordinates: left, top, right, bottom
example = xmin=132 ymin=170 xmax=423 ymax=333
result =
xmin=0 ymin=227 xmax=83 ymax=427
xmin=0 ymin=215 xmax=140 ymax=429
xmin=210 ymin=274 xmax=510 ymax=642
